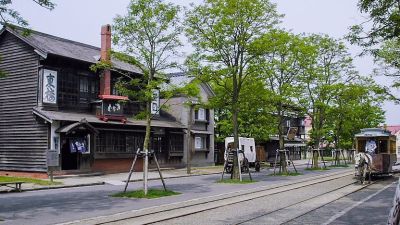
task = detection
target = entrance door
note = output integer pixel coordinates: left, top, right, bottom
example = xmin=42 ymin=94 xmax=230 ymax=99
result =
xmin=61 ymin=138 xmax=78 ymax=170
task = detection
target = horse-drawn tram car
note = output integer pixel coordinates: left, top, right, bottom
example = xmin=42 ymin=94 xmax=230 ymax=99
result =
xmin=354 ymin=128 xmax=397 ymax=179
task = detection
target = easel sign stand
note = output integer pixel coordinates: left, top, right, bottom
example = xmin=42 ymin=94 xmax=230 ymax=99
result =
xmin=273 ymin=149 xmax=297 ymax=175
xmin=124 ymin=149 xmax=166 ymax=193
xmin=307 ymin=148 xmax=327 ymax=169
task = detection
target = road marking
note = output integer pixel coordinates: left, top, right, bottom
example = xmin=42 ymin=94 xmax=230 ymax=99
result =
xmin=322 ymin=181 xmax=396 ymax=225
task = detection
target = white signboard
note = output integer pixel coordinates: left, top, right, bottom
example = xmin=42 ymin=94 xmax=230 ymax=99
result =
xmin=47 ymin=149 xmax=59 ymax=167
xmin=42 ymin=69 xmax=58 ymax=104
xmin=151 ymin=89 xmax=160 ymax=115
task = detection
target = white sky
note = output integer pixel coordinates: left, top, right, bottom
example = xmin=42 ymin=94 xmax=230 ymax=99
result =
xmin=11 ymin=0 xmax=400 ymax=124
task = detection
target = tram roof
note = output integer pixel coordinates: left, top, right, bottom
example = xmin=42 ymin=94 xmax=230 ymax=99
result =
xmin=355 ymin=128 xmax=393 ymax=138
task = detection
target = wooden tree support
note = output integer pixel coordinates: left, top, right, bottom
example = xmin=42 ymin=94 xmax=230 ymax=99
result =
xmin=332 ymin=149 xmax=347 ymax=166
xmin=124 ymin=149 xmax=167 ymax=193
xmin=221 ymin=149 xmax=252 ymax=181
xmin=307 ymin=148 xmax=327 ymax=169
xmin=273 ymin=149 xmax=298 ymax=175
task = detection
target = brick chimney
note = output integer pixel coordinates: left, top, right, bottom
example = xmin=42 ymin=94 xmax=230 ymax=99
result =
xmin=100 ymin=24 xmax=111 ymax=96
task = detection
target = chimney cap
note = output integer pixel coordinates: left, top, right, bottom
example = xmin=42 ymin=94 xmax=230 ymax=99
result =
xmin=101 ymin=24 xmax=111 ymax=33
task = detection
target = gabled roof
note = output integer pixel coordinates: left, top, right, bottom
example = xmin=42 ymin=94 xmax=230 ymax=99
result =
xmin=1 ymin=26 xmax=141 ymax=74
xmin=167 ymin=72 xmax=215 ymax=97
xmin=384 ymin=125 xmax=400 ymax=135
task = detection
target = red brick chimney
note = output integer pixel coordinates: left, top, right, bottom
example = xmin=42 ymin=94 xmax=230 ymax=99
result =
xmin=100 ymin=24 xmax=111 ymax=96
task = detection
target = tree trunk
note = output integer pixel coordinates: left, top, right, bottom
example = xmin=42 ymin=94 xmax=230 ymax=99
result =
xmin=232 ymin=105 xmax=240 ymax=179
xmin=278 ymin=114 xmax=287 ymax=173
xmin=143 ymin=100 xmax=151 ymax=195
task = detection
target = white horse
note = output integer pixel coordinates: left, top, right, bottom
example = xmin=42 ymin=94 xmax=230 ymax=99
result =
xmin=354 ymin=152 xmax=373 ymax=184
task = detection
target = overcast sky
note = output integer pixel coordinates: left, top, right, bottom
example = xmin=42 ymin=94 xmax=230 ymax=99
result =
xmin=12 ymin=0 xmax=400 ymax=124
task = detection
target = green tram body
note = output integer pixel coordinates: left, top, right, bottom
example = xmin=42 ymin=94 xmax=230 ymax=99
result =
xmin=355 ymin=128 xmax=397 ymax=174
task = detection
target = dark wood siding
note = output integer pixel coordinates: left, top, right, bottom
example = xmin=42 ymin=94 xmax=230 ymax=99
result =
xmin=0 ymin=32 xmax=48 ymax=172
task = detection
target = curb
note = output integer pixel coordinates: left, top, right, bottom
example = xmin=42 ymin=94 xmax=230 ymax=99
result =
xmin=15 ymin=172 xmax=222 ymax=192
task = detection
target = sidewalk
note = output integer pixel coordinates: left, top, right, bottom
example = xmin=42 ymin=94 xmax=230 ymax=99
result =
xmin=2 ymin=159 xmax=319 ymax=192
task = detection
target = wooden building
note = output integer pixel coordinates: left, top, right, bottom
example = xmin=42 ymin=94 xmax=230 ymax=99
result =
xmin=0 ymin=25 xmax=197 ymax=176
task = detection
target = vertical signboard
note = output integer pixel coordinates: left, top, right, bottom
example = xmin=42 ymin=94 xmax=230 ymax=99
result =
xmin=42 ymin=69 xmax=58 ymax=104
xmin=151 ymin=89 xmax=160 ymax=115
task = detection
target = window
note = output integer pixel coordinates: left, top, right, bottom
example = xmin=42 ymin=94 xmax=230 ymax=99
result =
xmin=169 ymin=134 xmax=184 ymax=156
xmin=286 ymin=120 xmax=291 ymax=127
xmin=195 ymin=108 xmax=207 ymax=121
xmin=195 ymin=136 xmax=205 ymax=149
xmin=96 ymin=131 xmax=144 ymax=153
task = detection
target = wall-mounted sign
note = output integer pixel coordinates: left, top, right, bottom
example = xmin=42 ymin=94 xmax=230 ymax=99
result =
xmin=151 ymin=89 xmax=160 ymax=115
xmin=46 ymin=149 xmax=59 ymax=167
xmin=42 ymin=69 xmax=58 ymax=104
xmin=102 ymin=100 xmax=123 ymax=116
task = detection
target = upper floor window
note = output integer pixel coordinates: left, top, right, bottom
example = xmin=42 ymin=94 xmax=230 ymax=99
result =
xmin=195 ymin=108 xmax=207 ymax=121
xmin=286 ymin=120 xmax=291 ymax=127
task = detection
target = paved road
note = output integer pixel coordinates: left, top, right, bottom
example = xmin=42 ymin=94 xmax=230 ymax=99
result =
xmin=0 ymin=166 xmax=394 ymax=225
xmin=286 ymin=176 xmax=397 ymax=225
xmin=149 ymin=175 xmax=397 ymax=225
xmin=0 ymin=166 xmax=343 ymax=225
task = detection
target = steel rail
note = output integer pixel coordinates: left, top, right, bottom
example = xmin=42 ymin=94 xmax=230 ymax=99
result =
xmin=79 ymin=171 xmax=357 ymax=225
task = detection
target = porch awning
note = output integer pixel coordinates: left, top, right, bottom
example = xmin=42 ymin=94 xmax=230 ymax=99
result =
xmin=190 ymin=130 xmax=213 ymax=135
xmin=284 ymin=143 xmax=306 ymax=147
xmin=56 ymin=119 xmax=99 ymax=135
xmin=33 ymin=107 xmax=185 ymax=129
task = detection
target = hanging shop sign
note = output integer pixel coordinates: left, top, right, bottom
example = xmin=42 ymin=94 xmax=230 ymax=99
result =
xmin=42 ymin=69 xmax=58 ymax=104
xmin=151 ymin=89 xmax=160 ymax=115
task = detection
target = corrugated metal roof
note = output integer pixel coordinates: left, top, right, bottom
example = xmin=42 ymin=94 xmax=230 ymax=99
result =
xmin=4 ymin=26 xmax=141 ymax=74
xmin=167 ymin=72 xmax=196 ymax=88
xmin=33 ymin=108 xmax=185 ymax=129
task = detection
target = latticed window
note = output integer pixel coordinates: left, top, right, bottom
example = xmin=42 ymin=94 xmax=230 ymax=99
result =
xmin=96 ymin=131 xmax=144 ymax=153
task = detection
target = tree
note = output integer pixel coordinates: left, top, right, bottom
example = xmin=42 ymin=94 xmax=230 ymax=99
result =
xmin=299 ymin=35 xmax=358 ymax=150
xmin=0 ymin=0 xmax=55 ymax=27
xmin=185 ymin=0 xmax=281 ymax=179
xmin=252 ymin=30 xmax=311 ymax=173
xmin=325 ymin=80 xmax=386 ymax=149
xmin=112 ymin=0 xmax=183 ymax=195
xmin=0 ymin=0 xmax=55 ymax=77
xmin=349 ymin=0 xmax=400 ymax=99
xmin=213 ymin=76 xmax=276 ymax=143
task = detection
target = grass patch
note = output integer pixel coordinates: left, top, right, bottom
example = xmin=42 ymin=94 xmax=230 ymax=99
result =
xmin=305 ymin=167 xmax=330 ymax=171
xmin=329 ymin=164 xmax=350 ymax=168
xmin=0 ymin=176 xmax=62 ymax=185
xmin=270 ymin=172 xmax=303 ymax=176
xmin=217 ymin=179 xmax=256 ymax=184
xmin=112 ymin=189 xmax=180 ymax=199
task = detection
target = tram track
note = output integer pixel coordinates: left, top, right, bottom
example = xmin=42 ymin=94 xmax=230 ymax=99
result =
xmin=63 ymin=170 xmax=362 ymax=225
xmin=235 ymin=178 xmax=375 ymax=225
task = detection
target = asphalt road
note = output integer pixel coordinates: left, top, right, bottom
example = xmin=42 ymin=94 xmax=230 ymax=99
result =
xmin=0 ymin=167 xmax=396 ymax=225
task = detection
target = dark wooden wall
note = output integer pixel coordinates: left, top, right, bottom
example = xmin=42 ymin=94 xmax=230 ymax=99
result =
xmin=0 ymin=32 xmax=48 ymax=172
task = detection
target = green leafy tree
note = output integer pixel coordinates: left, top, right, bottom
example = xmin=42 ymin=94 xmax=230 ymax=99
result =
xmin=252 ymin=30 xmax=311 ymax=173
xmin=349 ymin=0 xmax=400 ymax=99
xmin=326 ymin=80 xmax=386 ymax=149
xmin=0 ymin=0 xmax=55 ymax=77
xmin=0 ymin=0 xmax=55 ymax=27
xmin=213 ymin=76 xmax=276 ymax=143
xmin=112 ymin=0 xmax=184 ymax=195
xmin=299 ymin=35 xmax=358 ymax=150
xmin=185 ymin=0 xmax=281 ymax=179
